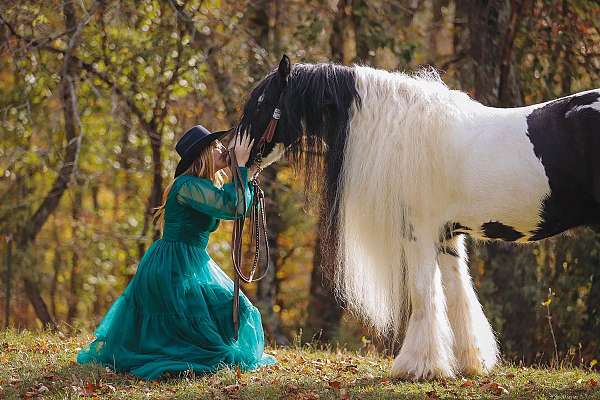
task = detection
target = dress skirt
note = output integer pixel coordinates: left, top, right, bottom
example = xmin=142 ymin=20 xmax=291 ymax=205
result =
xmin=77 ymin=239 xmax=276 ymax=380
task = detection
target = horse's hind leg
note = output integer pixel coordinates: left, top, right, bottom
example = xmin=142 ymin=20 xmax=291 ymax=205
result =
xmin=391 ymin=228 xmax=456 ymax=379
xmin=439 ymin=235 xmax=498 ymax=375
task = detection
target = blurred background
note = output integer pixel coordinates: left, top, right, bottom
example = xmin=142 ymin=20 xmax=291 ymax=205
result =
xmin=1 ymin=0 xmax=599 ymax=367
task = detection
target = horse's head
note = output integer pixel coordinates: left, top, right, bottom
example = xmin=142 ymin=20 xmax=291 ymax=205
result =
xmin=238 ymin=55 xmax=293 ymax=169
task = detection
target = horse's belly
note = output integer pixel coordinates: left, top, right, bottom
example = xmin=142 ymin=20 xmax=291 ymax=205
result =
xmin=458 ymin=192 xmax=547 ymax=243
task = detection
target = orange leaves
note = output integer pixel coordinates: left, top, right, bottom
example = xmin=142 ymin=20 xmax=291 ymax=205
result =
xmin=328 ymin=380 xmax=342 ymax=390
xmin=480 ymin=381 xmax=509 ymax=396
xmin=588 ymin=378 xmax=598 ymax=387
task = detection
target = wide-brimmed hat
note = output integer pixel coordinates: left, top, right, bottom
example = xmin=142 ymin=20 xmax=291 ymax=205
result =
xmin=174 ymin=125 xmax=230 ymax=178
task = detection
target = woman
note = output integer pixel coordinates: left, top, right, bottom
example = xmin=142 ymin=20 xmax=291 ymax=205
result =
xmin=77 ymin=125 xmax=276 ymax=380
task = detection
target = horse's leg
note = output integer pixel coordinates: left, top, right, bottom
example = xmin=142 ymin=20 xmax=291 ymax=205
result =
xmin=439 ymin=235 xmax=498 ymax=375
xmin=391 ymin=228 xmax=456 ymax=379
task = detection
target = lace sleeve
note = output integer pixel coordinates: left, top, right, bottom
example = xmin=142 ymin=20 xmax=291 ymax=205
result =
xmin=175 ymin=168 xmax=253 ymax=220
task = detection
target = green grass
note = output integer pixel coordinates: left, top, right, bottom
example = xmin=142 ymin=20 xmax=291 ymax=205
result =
xmin=2 ymin=330 xmax=600 ymax=399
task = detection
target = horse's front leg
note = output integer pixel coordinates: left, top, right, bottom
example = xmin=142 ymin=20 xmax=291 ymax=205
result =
xmin=439 ymin=235 xmax=498 ymax=375
xmin=391 ymin=230 xmax=456 ymax=380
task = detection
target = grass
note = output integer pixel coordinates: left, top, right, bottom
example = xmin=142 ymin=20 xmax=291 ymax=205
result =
xmin=2 ymin=330 xmax=600 ymax=399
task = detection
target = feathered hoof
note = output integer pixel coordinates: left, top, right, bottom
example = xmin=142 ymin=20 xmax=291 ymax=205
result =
xmin=456 ymin=346 xmax=499 ymax=377
xmin=391 ymin=352 xmax=456 ymax=381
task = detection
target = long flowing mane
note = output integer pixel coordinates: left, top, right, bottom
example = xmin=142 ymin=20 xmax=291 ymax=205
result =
xmin=243 ymin=63 xmax=362 ymax=275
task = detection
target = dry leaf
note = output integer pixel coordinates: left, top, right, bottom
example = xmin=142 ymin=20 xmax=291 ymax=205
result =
xmin=588 ymin=378 xmax=598 ymax=387
xmin=426 ymin=390 xmax=439 ymax=399
xmin=286 ymin=384 xmax=300 ymax=392
xmin=299 ymin=392 xmax=320 ymax=400
xmin=460 ymin=380 xmax=475 ymax=388
xmin=481 ymin=382 xmax=509 ymax=395
xmin=223 ymin=384 xmax=240 ymax=394
xmin=329 ymin=380 xmax=342 ymax=390
xmin=340 ymin=388 xmax=350 ymax=400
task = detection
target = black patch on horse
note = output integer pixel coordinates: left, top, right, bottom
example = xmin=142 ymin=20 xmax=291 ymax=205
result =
xmin=525 ymin=91 xmax=600 ymax=240
xmin=441 ymin=222 xmax=470 ymax=242
xmin=481 ymin=221 xmax=524 ymax=241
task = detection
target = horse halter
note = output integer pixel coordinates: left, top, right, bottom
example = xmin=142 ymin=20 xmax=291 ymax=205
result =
xmin=253 ymin=79 xmax=288 ymax=166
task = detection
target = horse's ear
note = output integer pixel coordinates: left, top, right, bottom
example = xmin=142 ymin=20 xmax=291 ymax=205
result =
xmin=278 ymin=54 xmax=291 ymax=81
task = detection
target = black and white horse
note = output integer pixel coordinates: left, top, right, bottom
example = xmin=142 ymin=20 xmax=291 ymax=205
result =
xmin=238 ymin=55 xmax=600 ymax=380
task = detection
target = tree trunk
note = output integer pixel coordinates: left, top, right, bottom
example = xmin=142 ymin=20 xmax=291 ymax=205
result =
xmin=4 ymin=237 xmax=12 ymax=329
xmin=50 ymin=228 xmax=61 ymax=320
xmin=468 ymin=0 xmax=522 ymax=106
xmin=15 ymin=0 xmax=86 ymax=330
xmin=67 ymin=186 xmax=82 ymax=326
xmin=330 ymin=0 xmax=357 ymax=64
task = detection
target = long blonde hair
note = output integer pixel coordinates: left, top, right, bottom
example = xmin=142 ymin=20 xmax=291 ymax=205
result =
xmin=153 ymin=143 xmax=226 ymax=232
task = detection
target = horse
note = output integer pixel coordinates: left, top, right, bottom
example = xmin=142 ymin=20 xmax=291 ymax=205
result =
xmin=237 ymin=55 xmax=600 ymax=380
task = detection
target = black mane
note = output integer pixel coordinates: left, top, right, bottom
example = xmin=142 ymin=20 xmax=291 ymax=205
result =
xmin=239 ymin=62 xmax=361 ymax=271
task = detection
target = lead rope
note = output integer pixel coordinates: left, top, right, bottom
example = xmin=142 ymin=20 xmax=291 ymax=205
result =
xmin=229 ymin=149 xmax=270 ymax=341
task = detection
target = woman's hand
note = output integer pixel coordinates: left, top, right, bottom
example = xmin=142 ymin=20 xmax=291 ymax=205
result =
xmin=232 ymin=131 xmax=254 ymax=167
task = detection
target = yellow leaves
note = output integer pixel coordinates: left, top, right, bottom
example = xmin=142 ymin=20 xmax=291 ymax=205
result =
xmin=542 ymin=298 xmax=552 ymax=307
xmin=32 ymin=14 xmax=49 ymax=27
xmin=591 ymin=359 xmax=598 ymax=369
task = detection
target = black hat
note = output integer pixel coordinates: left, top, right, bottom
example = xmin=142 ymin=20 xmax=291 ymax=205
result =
xmin=174 ymin=125 xmax=230 ymax=178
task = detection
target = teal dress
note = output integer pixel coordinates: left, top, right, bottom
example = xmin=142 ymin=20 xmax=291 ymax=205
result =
xmin=77 ymin=167 xmax=276 ymax=380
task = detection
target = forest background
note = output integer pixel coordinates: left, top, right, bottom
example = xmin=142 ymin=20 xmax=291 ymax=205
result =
xmin=1 ymin=0 xmax=599 ymax=368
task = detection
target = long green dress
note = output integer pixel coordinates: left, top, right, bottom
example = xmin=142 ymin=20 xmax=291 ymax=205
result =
xmin=77 ymin=167 xmax=276 ymax=380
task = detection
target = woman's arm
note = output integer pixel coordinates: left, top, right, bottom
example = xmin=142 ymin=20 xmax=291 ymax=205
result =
xmin=176 ymin=171 xmax=253 ymax=220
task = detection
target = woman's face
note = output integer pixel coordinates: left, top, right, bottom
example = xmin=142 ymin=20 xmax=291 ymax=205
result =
xmin=212 ymin=140 xmax=228 ymax=171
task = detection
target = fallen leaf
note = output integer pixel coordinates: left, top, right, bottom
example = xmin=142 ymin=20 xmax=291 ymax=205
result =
xmin=222 ymin=384 xmax=240 ymax=394
xmin=329 ymin=380 xmax=342 ymax=390
xmin=299 ymin=392 xmax=320 ymax=400
xmin=82 ymin=382 xmax=99 ymax=397
xmin=426 ymin=390 xmax=439 ymax=399
xmin=481 ymin=382 xmax=509 ymax=395
xmin=286 ymin=384 xmax=300 ymax=392
xmin=344 ymin=364 xmax=359 ymax=372
xmin=506 ymin=373 xmax=515 ymax=379
xmin=340 ymin=388 xmax=350 ymax=400
xmin=460 ymin=380 xmax=475 ymax=388
xmin=588 ymin=378 xmax=598 ymax=387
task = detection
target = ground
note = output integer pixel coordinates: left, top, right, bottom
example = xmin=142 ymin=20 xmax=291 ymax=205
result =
xmin=2 ymin=330 xmax=600 ymax=399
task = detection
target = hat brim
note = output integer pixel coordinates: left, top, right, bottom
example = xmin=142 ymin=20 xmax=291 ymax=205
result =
xmin=174 ymin=129 xmax=229 ymax=178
